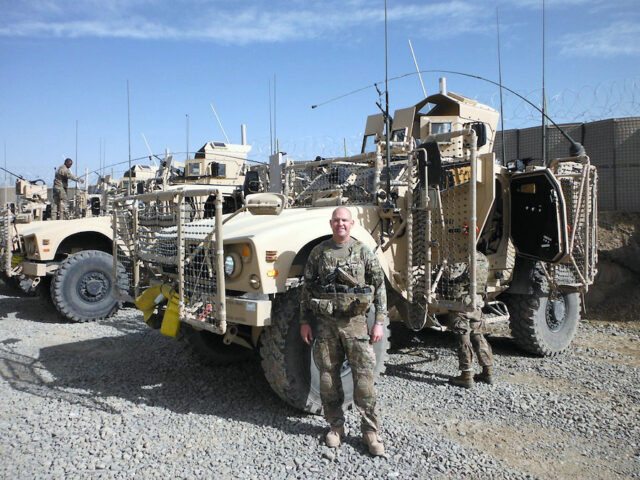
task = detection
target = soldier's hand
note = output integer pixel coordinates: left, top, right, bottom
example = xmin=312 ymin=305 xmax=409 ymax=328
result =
xmin=300 ymin=324 xmax=314 ymax=345
xmin=370 ymin=323 xmax=384 ymax=344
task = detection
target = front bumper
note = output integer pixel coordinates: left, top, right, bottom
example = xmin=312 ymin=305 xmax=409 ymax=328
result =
xmin=21 ymin=261 xmax=58 ymax=277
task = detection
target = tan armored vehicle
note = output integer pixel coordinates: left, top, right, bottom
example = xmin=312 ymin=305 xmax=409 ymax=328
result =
xmin=2 ymin=136 xmax=261 ymax=322
xmin=168 ymin=137 xmax=263 ymax=213
xmin=114 ymin=80 xmax=598 ymax=413
xmin=14 ymin=178 xmax=49 ymax=222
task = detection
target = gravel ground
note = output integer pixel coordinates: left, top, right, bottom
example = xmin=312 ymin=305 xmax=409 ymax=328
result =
xmin=1 ymin=280 xmax=639 ymax=479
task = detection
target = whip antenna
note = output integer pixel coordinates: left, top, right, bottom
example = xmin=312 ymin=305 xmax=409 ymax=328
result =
xmin=542 ymin=0 xmax=548 ymax=166
xmin=496 ymin=8 xmax=507 ymax=165
xmin=127 ymin=80 xmax=132 ymax=194
xmin=384 ymin=0 xmax=391 ymax=201
xmin=209 ymin=103 xmax=230 ymax=144
xmin=268 ymin=78 xmax=273 ymax=154
xmin=408 ymin=39 xmax=427 ymax=98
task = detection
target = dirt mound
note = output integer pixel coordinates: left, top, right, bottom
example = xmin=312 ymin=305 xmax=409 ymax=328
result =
xmin=585 ymin=211 xmax=640 ymax=322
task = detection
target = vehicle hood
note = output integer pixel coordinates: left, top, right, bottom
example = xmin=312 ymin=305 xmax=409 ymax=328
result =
xmin=20 ymin=216 xmax=113 ymax=239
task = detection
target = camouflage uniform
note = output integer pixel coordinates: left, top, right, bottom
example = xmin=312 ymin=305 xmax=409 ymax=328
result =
xmin=300 ymin=238 xmax=387 ymax=433
xmin=52 ymin=164 xmax=81 ymax=220
xmin=446 ymin=252 xmax=493 ymax=372
xmin=447 ymin=310 xmax=493 ymax=371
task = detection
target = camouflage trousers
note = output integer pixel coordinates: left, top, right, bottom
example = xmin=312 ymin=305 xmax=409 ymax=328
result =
xmin=313 ymin=314 xmax=378 ymax=433
xmin=447 ymin=311 xmax=493 ymax=371
xmin=51 ymin=187 xmax=68 ymax=220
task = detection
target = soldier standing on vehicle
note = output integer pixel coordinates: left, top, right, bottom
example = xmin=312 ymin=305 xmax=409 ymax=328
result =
xmin=51 ymin=158 xmax=84 ymax=220
xmin=447 ymin=252 xmax=494 ymax=388
xmin=299 ymin=206 xmax=387 ymax=456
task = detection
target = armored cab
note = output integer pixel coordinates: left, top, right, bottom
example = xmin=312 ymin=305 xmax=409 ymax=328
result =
xmin=171 ymin=139 xmax=262 ymax=213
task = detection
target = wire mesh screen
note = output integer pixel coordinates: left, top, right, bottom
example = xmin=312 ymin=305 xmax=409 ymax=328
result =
xmin=180 ymin=216 xmax=220 ymax=325
xmin=407 ymin=155 xmax=430 ymax=329
xmin=1 ymin=206 xmax=11 ymax=276
xmin=429 ymin=165 xmax=476 ymax=310
xmin=408 ymin=154 xmax=477 ymax=326
xmin=285 ymin=157 xmax=404 ymax=207
xmin=552 ymin=160 xmax=598 ymax=289
xmin=113 ymin=188 xmax=224 ymax=328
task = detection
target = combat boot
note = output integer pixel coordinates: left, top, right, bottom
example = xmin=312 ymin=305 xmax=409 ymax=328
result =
xmin=325 ymin=426 xmax=344 ymax=448
xmin=449 ymin=370 xmax=473 ymax=388
xmin=474 ymin=366 xmax=494 ymax=385
xmin=363 ymin=431 xmax=385 ymax=456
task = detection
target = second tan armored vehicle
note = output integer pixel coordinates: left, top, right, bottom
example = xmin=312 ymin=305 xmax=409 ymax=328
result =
xmin=115 ymin=80 xmax=598 ymax=413
xmin=2 ymin=136 xmax=262 ymax=323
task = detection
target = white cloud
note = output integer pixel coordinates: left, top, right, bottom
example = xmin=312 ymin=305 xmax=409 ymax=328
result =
xmin=557 ymin=21 xmax=640 ymax=57
xmin=0 ymin=0 xmax=489 ymax=44
xmin=501 ymin=0 xmax=604 ymax=8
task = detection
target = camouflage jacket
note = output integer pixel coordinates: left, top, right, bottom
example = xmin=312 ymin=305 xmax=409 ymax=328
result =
xmin=54 ymin=165 xmax=82 ymax=190
xmin=300 ymin=238 xmax=387 ymax=324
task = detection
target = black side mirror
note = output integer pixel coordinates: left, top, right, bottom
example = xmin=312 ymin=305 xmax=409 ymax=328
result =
xmin=471 ymin=122 xmax=487 ymax=148
xmin=417 ymin=142 xmax=442 ymax=187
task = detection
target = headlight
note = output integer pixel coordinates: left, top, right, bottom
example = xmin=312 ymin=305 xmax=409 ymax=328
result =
xmin=25 ymin=237 xmax=38 ymax=257
xmin=224 ymin=252 xmax=242 ymax=279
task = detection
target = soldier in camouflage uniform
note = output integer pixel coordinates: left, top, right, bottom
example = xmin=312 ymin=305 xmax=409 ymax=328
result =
xmin=51 ymin=158 xmax=84 ymax=220
xmin=447 ymin=252 xmax=494 ymax=388
xmin=300 ymin=206 xmax=387 ymax=456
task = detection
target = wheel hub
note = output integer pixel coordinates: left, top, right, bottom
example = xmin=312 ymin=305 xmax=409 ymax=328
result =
xmin=546 ymin=295 xmax=567 ymax=331
xmin=77 ymin=272 xmax=110 ymax=302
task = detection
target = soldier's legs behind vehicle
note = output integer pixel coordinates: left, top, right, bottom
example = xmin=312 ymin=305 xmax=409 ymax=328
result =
xmin=58 ymin=188 xmax=68 ymax=219
xmin=470 ymin=332 xmax=493 ymax=367
xmin=313 ymin=322 xmax=346 ymax=429
xmin=448 ymin=313 xmax=474 ymax=371
xmin=51 ymin=189 xmax=60 ymax=220
xmin=455 ymin=331 xmax=475 ymax=371
xmin=52 ymin=187 xmax=68 ymax=220
xmin=340 ymin=318 xmax=378 ymax=433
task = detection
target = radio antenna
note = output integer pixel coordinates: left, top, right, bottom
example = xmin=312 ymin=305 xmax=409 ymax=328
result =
xmin=273 ymin=74 xmax=278 ymax=153
xmin=496 ymin=8 xmax=507 ymax=165
xmin=140 ymin=133 xmax=158 ymax=165
xmin=408 ymin=39 xmax=427 ymax=98
xmin=383 ymin=0 xmax=391 ymax=202
xmin=209 ymin=103 xmax=231 ymax=144
xmin=75 ymin=120 xmax=79 ymax=178
xmin=268 ymin=78 xmax=273 ymax=155
xmin=541 ymin=0 xmax=548 ymax=166
xmin=127 ymin=80 xmax=132 ymax=195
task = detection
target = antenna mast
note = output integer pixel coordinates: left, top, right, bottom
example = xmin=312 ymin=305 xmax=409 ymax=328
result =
xmin=274 ymin=74 xmax=278 ymax=153
xmin=384 ymin=0 xmax=391 ymax=200
xmin=210 ymin=103 xmax=231 ymax=143
xmin=127 ymin=80 xmax=132 ymax=195
xmin=75 ymin=120 xmax=78 ymax=178
xmin=408 ymin=39 xmax=427 ymax=98
xmin=496 ymin=8 xmax=506 ymax=165
xmin=186 ymin=114 xmax=190 ymax=162
xmin=542 ymin=0 xmax=548 ymax=166
xmin=141 ymin=133 xmax=156 ymax=165
xmin=268 ymin=78 xmax=273 ymax=155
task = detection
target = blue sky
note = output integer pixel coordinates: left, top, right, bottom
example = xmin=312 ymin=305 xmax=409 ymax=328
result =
xmin=1 ymin=0 xmax=639 ymax=185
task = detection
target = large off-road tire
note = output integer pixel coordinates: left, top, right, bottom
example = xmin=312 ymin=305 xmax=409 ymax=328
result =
xmin=260 ymin=287 xmax=389 ymax=414
xmin=181 ymin=324 xmax=255 ymax=365
xmin=506 ymin=290 xmax=581 ymax=356
xmin=50 ymin=250 xmax=126 ymax=323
